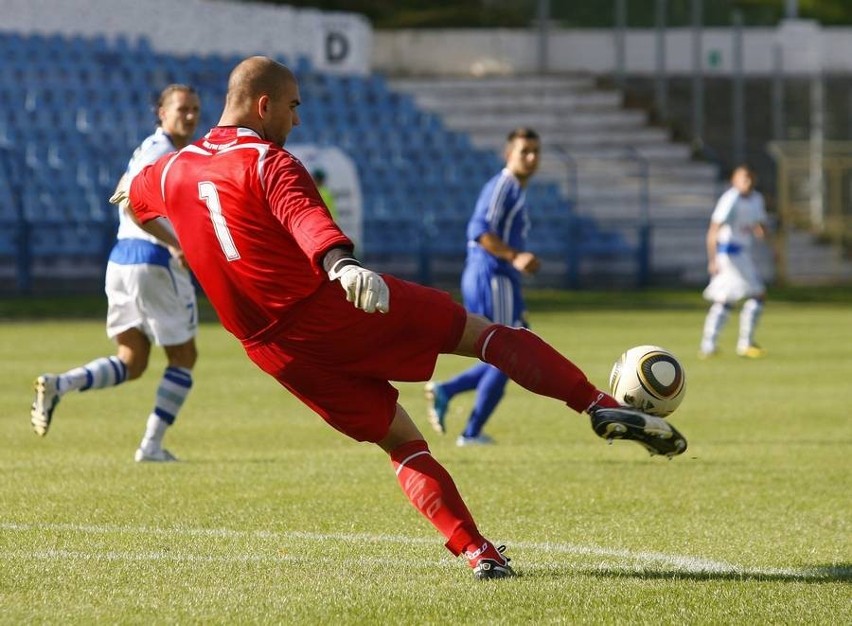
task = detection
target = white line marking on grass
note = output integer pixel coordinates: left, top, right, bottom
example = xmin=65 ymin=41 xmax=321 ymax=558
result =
xmin=513 ymin=540 xmax=811 ymax=578
xmin=0 ymin=548 xmax=450 ymax=569
xmin=0 ymin=521 xmax=436 ymax=544
xmin=0 ymin=522 xmax=829 ymax=580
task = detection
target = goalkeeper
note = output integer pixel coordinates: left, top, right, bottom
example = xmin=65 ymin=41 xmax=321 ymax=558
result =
xmin=118 ymin=56 xmax=687 ymax=580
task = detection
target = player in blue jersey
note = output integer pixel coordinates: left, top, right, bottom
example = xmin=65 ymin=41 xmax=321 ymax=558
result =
xmin=30 ymin=84 xmax=201 ymax=462
xmin=425 ymin=127 xmax=542 ymax=445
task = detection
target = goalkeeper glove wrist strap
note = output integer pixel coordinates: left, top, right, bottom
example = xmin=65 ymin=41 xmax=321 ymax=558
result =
xmin=327 ymin=257 xmax=362 ymax=281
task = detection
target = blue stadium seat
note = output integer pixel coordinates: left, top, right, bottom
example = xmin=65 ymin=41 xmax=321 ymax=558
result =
xmin=0 ymin=220 xmax=17 ymax=256
xmin=29 ymin=223 xmax=103 ymax=257
xmin=0 ymin=31 xmax=612 ymax=285
xmin=0 ymin=186 xmax=17 ymax=220
xmin=421 ymin=215 xmax=467 ymax=255
xmin=22 ymin=188 xmax=64 ymax=223
xmin=294 ymin=55 xmax=313 ymax=76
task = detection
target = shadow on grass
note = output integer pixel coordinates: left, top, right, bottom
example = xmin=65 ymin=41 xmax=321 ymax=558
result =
xmin=572 ymin=563 xmax=852 ymax=584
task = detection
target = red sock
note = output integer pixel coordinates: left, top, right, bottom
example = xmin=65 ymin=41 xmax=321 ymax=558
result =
xmin=390 ymin=440 xmax=485 ymax=556
xmin=475 ymin=324 xmax=620 ymax=413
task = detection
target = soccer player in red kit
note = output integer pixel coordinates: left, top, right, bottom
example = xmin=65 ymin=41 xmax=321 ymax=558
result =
xmin=115 ymin=56 xmax=687 ymax=580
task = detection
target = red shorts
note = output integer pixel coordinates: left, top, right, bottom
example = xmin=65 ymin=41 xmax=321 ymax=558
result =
xmin=244 ymin=275 xmax=467 ymax=443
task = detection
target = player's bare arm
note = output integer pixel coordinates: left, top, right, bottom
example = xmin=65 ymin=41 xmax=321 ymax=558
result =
xmin=109 ymin=178 xmax=187 ymax=267
xmin=478 ymin=232 xmax=540 ymax=274
xmin=706 ymin=221 xmax=721 ymax=275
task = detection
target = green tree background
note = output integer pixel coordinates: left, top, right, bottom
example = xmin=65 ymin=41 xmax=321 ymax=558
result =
xmin=247 ymin=0 xmax=852 ymax=28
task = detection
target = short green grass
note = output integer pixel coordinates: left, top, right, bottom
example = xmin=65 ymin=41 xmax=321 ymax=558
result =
xmin=1 ymin=290 xmax=850 ymax=624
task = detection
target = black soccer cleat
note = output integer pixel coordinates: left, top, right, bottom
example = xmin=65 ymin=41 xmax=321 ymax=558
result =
xmin=589 ymin=406 xmax=687 ymax=458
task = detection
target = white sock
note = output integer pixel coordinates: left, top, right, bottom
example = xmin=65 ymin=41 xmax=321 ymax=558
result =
xmin=701 ymin=302 xmax=730 ymax=354
xmin=139 ymin=414 xmax=170 ymax=452
xmin=139 ymin=367 xmax=193 ymax=451
xmin=738 ymin=298 xmax=763 ymax=351
xmin=57 ymin=356 xmax=127 ymax=394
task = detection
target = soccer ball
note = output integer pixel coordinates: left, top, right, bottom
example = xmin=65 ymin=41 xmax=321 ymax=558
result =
xmin=608 ymin=345 xmax=686 ymax=417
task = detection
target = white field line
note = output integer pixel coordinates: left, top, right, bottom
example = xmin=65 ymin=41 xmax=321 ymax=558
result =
xmin=1 ymin=548 xmax=448 ymax=569
xmin=0 ymin=522 xmax=828 ymax=579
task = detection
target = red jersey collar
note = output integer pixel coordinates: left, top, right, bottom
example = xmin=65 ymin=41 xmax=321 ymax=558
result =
xmin=205 ymin=126 xmax=264 ymax=143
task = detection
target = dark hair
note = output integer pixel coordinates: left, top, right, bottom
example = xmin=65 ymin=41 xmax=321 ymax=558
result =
xmin=506 ymin=127 xmax=539 ymax=143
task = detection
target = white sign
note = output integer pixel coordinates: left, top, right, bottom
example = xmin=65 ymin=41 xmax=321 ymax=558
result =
xmin=287 ymin=144 xmax=363 ymax=251
xmin=313 ymin=13 xmax=372 ymax=75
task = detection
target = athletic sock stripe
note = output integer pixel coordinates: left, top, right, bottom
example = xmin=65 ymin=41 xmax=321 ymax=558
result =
xmin=116 ymin=357 xmax=128 ymax=382
xmin=154 ymin=407 xmax=177 ymax=423
xmin=163 ymin=372 xmax=193 ymax=387
xmin=155 ymin=386 xmax=189 ymax=418
xmin=479 ymin=328 xmax=499 ymax=361
xmin=107 ymin=357 xmax=125 ymax=383
xmin=164 ymin=367 xmax=193 ymax=387
xmin=158 ymin=387 xmax=186 ymax=405
xmin=152 ymin=367 xmax=193 ymax=426
xmin=394 ymin=450 xmax=431 ymax=476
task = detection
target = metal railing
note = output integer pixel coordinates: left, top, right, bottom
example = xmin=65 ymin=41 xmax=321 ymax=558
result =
xmin=768 ymin=140 xmax=852 ymax=283
xmin=552 ymin=145 xmax=653 ymax=287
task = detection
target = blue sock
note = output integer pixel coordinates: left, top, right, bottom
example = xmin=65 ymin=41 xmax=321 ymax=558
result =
xmin=441 ymin=362 xmax=492 ymax=399
xmin=462 ymin=365 xmax=509 ymax=438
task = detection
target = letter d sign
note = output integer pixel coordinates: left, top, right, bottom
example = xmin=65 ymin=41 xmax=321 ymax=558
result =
xmin=325 ymin=31 xmax=349 ymax=64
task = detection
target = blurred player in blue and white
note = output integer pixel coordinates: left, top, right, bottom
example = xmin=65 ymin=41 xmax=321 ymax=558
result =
xmin=30 ymin=84 xmax=201 ymax=461
xmin=426 ymin=127 xmax=542 ymax=445
xmin=699 ymin=164 xmax=770 ymax=359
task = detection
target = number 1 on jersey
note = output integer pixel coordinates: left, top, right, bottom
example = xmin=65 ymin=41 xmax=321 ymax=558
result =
xmin=198 ymin=181 xmax=241 ymax=261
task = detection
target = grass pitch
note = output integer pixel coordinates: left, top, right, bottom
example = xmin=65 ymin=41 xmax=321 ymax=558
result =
xmin=1 ymin=290 xmax=849 ymax=624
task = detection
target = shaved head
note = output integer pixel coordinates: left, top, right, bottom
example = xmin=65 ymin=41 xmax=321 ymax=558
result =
xmin=225 ymin=56 xmax=294 ymax=107
xmin=218 ymin=56 xmax=301 ymax=145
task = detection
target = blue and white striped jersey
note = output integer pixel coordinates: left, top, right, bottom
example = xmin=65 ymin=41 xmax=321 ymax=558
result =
xmin=465 ymin=168 xmax=530 ymax=277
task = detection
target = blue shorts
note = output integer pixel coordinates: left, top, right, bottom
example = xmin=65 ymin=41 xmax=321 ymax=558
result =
xmin=461 ymin=267 xmax=524 ymax=327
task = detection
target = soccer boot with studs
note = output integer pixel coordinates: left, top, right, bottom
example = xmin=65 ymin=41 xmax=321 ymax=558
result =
xmin=466 ymin=541 xmax=516 ymax=580
xmin=31 ymin=374 xmax=61 ymax=437
xmin=589 ymin=406 xmax=687 ymax=458
xmin=424 ymin=381 xmax=449 ymax=434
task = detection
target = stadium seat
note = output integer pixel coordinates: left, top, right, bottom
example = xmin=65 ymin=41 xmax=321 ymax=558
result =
xmin=0 ymin=30 xmax=610 ymax=288
xmin=0 ymin=186 xmax=17 ymax=221
xmin=0 ymin=220 xmax=17 ymax=257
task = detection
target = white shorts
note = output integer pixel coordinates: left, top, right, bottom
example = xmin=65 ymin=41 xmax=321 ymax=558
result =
xmin=702 ymin=252 xmax=764 ymax=303
xmin=105 ymin=260 xmax=198 ymax=346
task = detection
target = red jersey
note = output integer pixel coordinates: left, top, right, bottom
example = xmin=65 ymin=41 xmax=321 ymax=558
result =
xmin=129 ymin=127 xmax=352 ymax=343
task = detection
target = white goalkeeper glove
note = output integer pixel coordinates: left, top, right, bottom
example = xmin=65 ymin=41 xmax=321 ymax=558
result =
xmin=328 ymin=259 xmax=390 ymax=314
xmin=108 ymin=174 xmax=130 ymax=209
